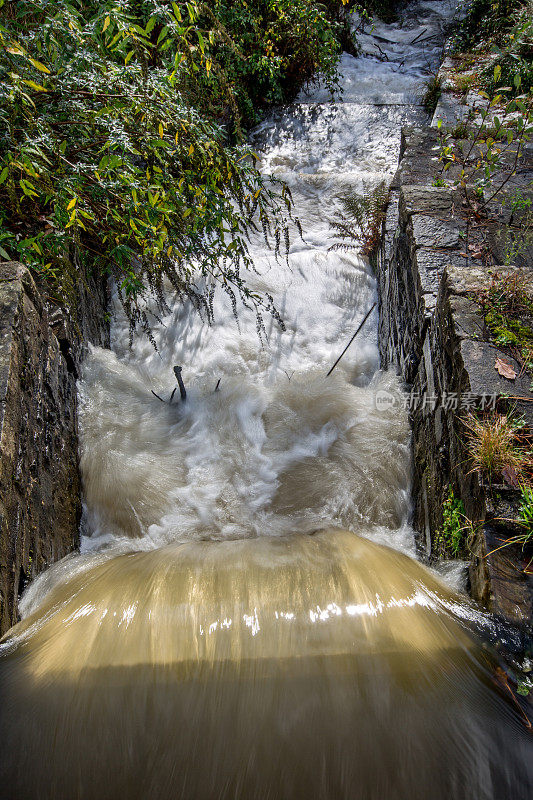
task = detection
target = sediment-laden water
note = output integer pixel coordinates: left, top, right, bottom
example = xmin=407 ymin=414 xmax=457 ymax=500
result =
xmin=1 ymin=2 xmax=531 ymax=798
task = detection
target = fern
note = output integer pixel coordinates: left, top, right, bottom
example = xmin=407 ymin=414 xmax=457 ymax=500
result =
xmin=331 ymin=181 xmax=389 ymax=256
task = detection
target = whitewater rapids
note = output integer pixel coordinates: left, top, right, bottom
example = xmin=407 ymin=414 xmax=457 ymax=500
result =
xmin=0 ymin=1 xmax=531 ymax=798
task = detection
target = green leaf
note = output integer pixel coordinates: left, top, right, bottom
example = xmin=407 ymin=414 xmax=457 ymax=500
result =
xmin=157 ymin=26 xmax=168 ymax=45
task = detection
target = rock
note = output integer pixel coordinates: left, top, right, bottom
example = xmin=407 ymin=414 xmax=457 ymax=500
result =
xmin=0 ymin=262 xmax=108 ymax=634
xmin=374 ymin=125 xmax=533 ymax=627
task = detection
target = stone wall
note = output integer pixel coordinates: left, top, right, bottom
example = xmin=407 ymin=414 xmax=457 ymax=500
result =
xmin=375 ymin=127 xmax=533 ymax=625
xmin=0 ymin=262 xmax=108 ymax=634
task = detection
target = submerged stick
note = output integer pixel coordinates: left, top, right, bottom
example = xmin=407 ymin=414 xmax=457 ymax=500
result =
xmin=410 ymin=27 xmax=428 ymax=45
xmin=326 ymin=302 xmax=377 ymax=377
xmin=214 ymin=379 xmax=221 ymax=392
xmin=173 ymin=366 xmax=187 ymax=402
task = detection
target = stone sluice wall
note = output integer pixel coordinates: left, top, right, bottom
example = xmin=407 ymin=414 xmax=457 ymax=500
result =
xmin=0 ymin=262 xmax=108 ymax=634
xmin=375 ymin=126 xmax=533 ymax=627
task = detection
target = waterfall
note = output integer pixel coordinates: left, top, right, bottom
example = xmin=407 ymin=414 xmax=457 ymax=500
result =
xmin=1 ymin=2 xmax=531 ymax=797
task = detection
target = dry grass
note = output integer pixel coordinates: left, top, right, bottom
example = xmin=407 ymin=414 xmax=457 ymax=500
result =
xmin=463 ymin=413 xmax=532 ymax=483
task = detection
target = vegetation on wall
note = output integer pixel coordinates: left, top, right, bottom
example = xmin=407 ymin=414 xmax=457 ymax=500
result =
xmin=435 ymin=485 xmax=468 ymax=558
xmin=463 ymin=412 xmax=532 ymax=486
xmin=477 ymin=271 xmax=533 ymax=381
xmin=0 ymin=0 xmax=358 ymax=339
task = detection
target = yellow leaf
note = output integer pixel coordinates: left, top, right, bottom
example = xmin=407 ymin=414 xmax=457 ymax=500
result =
xmin=103 ymin=16 xmax=110 ymax=32
xmin=6 ymin=42 xmax=25 ymax=56
xmin=66 ymin=197 xmax=77 ymax=210
xmin=29 ymin=58 xmax=50 ymax=74
xmin=188 ymin=144 xmax=194 ymax=157
xmin=159 ymin=123 xmax=164 ymax=138
xmin=22 ymin=79 xmax=47 ymax=92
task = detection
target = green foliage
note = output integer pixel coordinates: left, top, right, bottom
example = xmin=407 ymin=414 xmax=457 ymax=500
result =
xmin=487 ymin=484 xmax=533 ymax=573
xmin=498 ymin=190 xmax=533 ymax=267
xmin=330 ymin=181 xmax=389 ymax=255
xmin=436 ymin=486 xmax=467 ymax=558
xmin=478 ymin=271 xmax=533 ymax=373
xmin=453 ymin=0 xmax=523 ymax=52
xmin=206 ymin=0 xmax=351 ymax=125
xmin=454 ymin=0 xmax=533 ymax=94
xmin=517 ymin=483 xmax=533 ymax=540
xmin=437 ymin=64 xmax=533 ymax=212
xmin=0 ymin=0 xmax=353 ymax=339
xmin=422 ymin=74 xmax=442 ymax=114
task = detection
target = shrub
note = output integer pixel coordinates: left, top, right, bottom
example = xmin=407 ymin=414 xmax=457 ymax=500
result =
xmin=0 ymin=0 xmax=355 ymax=340
xmin=437 ymin=65 xmax=533 ymax=214
xmin=453 ymin=0 xmax=523 ymax=52
xmin=207 ymin=0 xmax=349 ymax=125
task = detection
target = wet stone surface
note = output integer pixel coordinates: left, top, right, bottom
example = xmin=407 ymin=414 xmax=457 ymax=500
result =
xmin=375 ymin=127 xmax=533 ymax=627
xmin=0 ymin=262 xmax=108 ymax=634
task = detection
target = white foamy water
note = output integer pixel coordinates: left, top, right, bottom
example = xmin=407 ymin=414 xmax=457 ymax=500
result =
xmin=13 ymin=1 xmax=468 ymax=618
xmin=60 ymin=0 xmax=455 ymax=564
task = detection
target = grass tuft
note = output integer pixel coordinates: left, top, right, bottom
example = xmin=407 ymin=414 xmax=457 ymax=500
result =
xmin=463 ymin=413 xmax=532 ymax=483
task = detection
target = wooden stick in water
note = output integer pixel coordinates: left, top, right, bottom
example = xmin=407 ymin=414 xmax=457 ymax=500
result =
xmin=326 ymin=302 xmax=377 ymax=377
xmin=173 ymin=366 xmax=187 ymax=402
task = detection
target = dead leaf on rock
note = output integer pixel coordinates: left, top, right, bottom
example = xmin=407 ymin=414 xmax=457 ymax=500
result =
xmin=502 ymin=465 xmax=520 ymax=488
xmin=495 ymin=357 xmax=517 ymax=380
xmin=468 ymin=243 xmax=484 ymax=259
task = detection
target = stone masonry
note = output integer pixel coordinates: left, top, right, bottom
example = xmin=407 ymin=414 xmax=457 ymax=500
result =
xmin=0 ymin=262 xmax=108 ymax=634
xmin=375 ymin=126 xmax=533 ymax=626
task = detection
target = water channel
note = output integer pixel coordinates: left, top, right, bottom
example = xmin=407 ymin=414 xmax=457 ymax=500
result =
xmin=1 ymin=2 xmax=532 ymax=797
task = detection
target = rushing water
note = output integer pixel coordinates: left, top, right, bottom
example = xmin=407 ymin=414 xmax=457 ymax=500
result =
xmin=1 ymin=2 xmax=532 ymax=798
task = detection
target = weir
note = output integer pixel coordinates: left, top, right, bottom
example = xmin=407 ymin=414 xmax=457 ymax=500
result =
xmin=0 ymin=1 xmax=532 ymax=798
